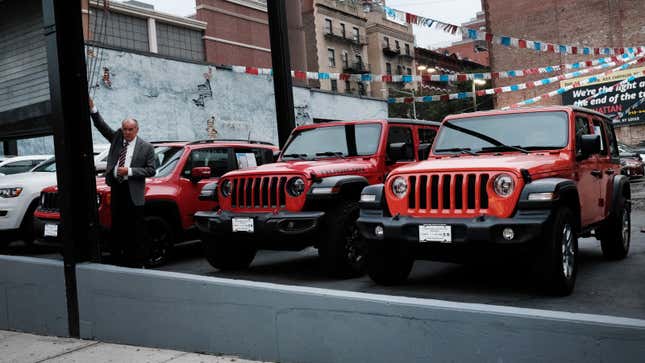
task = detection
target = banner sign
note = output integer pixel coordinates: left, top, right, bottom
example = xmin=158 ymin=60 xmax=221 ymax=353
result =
xmin=562 ymin=76 xmax=645 ymax=125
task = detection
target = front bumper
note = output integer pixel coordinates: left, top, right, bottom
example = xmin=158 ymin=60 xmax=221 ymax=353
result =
xmin=357 ymin=209 xmax=552 ymax=260
xmin=0 ymin=198 xmax=27 ymax=231
xmin=194 ymin=210 xmax=325 ymax=247
xmin=33 ymin=215 xmax=62 ymax=246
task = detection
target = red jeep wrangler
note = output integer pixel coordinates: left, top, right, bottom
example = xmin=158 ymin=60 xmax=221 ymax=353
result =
xmin=357 ymin=106 xmax=630 ymax=295
xmin=194 ymin=119 xmax=440 ymax=276
xmin=33 ymin=140 xmax=278 ymax=266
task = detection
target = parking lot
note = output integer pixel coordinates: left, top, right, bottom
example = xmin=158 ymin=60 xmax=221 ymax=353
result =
xmin=6 ymin=178 xmax=645 ymax=320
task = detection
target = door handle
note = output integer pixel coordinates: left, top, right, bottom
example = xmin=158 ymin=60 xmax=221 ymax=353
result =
xmin=605 ymin=169 xmax=615 ymax=175
xmin=591 ymin=170 xmax=602 ymax=177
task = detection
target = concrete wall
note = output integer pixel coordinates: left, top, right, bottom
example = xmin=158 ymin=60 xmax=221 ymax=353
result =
xmin=0 ymin=256 xmax=68 ymax=337
xmin=75 ymin=263 xmax=645 ymax=363
xmin=17 ymin=47 xmax=386 ymax=154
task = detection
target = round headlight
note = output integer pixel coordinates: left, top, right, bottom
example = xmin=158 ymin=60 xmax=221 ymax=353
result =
xmin=391 ymin=176 xmax=408 ymax=199
xmin=287 ymin=177 xmax=306 ymax=197
xmin=220 ymin=179 xmax=232 ymax=197
xmin=493 ymin=173 xmax=515 ymax=197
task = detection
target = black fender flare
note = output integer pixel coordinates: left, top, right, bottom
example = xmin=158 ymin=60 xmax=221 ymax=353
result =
xmin=143 ymin=199 xmax=182 ymax=234
xmin=359 ymin=183 xmax=386 ymax=210
xmin=307 ymin=175 xmax=369 ymax=200
xmin=609 ymin=174 xmax=630 ymax=216
xmin=517 ymin=178 xmax=581 ymax=230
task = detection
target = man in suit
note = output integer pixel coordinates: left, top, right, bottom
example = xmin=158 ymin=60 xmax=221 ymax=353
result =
xmin=89 ymin=98 xmax=155 ymax=267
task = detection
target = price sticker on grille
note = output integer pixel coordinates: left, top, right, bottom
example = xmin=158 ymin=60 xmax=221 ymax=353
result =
xmin=232 ymin=218 xmax=254 ymax=233
xmin=419 ymin=224 xmax=451 ymax=243
xmin=44 ymin=224 xmax=58 ymax=237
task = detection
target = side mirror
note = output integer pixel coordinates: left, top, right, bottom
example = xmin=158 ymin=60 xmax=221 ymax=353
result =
xmin=199 ymin=181 xmax=218 ymax=201
xmin=579 ymin=134 xmax=601 ymax=160
xmin=387 ymin=142 xmax=412 ymax=164
xmin=273 ymin=150 xmax=281 ymax=163
xmin=190 ymin=166 xmax=211 ymax=182
xmin=418 ymin=143 xmax=431 ymax=160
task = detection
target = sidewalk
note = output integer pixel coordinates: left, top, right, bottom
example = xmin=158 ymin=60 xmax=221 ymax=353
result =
xmin=0 ymin=330 xmax=268 ymax=363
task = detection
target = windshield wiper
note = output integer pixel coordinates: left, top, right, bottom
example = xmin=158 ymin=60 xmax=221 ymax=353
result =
xmin=282 ymin=153 xmax=309 ymax=160
xmin=315 ymin=151 xmax=346 ymax=158
xmin=434 ymin=147 xmax=478 ymax=156
xmin=443 ymin=121 xmax=529 ymax=154
xmin=479 ymin=145 xmax=529 ymax=154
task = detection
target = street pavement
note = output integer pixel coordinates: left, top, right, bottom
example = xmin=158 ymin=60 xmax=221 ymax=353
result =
xmin=6 ymin=180 xmax=645 ymax=320
xmin=0 ymin=330 xmax=268 ymax=363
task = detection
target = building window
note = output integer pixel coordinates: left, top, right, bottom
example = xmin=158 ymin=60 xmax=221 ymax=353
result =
xmin=90 ymin=10 xmax=149 ymax=52
xmin=345 ymin=80 xmax=351 ymax=93
xmin=383 ymin=36 xmax=389 ymax=48
xmin=358 ymin=82 xmax=366 ymax=96
xmin=324 ymin=19 xmax=332 ymax=34
xmin=331 ymin=79 xmax=338 ymax=92
xmin=342 ymin=51 xmax=349 ymax=68
xmin=328 ymin=48 xmax=336 ymax=67
xmin=407 ymin=67 xmax=412 ymax=75
xmin=355 ymin=54 xmax=362 ymax=65
xmin=352 ymin=27 xmax=359 ymax=43
xmin=340 ymin=23 xmax=346 ymax=38
xmin=395 ymin=40 xmax=400 ymax=50
xmin=156 ymin=22 xmax=205 ymax=61
xmin=386 ymin=62 xmax=392 ymax=75
xmin=405 ymin=44 xmax=410 ymax=55
xmin=397 ymin=65 xmax=403 ymax=75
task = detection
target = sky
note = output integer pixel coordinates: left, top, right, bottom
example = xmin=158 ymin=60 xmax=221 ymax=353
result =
xmin=117 ymin=0 xmax=482 ymax=48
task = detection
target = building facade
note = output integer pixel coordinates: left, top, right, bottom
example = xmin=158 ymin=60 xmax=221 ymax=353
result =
xmin=365 ymin=8 xmax=416 ymax=99
xmin=436 ymin=11 xmax=489 ymax=67
xmin=483 ymin=0 xmax=645 ymax=142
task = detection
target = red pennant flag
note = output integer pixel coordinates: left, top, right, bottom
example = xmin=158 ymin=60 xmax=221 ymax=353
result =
xmin=594 ymin=48 xmax=601 ymax=55
xmin=547 ymin=44 xmax=555 ymax=52
xmin=518 ymin=39 xmax=527 ymax=48
xmin=585 ymin=60 xmax=593 ymax=67
xmin=382 ymin=75 xmax=392 ymax=82
xmin=440 ymin=94 xmax=450 ymax=102
xmin=543 ymin=93 xmax=551 ymax=99
xmin=492 ymin=72 xmax=500 ymax=79
xmin=476 ymin=90 xmax=486 ymax=97
xmin=457 ymin=74 xmax=468 ymax=82
xmin=485 ymin=33 xmax=494 ymax=42
xmin=246 ymin=67 xmax=259 ymax=75
xmin=404 ymin=97 xmax=415 ymax=104
xmin=494 ymin=88 xmax=503 ymax=94
xmin=294 ymin=71 xmax=306 ymax=80
xmin=527 ymin=82 xmax=536 ymax=89
xmin=422 ymin=75 xmax=432 ymax=82
xmin=340 ymin=73 xmax=350 ymax=80
xmin=571 ymin=46 xmax=578 ymax=54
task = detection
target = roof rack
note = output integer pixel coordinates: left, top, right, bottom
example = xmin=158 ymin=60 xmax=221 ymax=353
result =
xmin=150 ymin=140 xmax=188 ymax=144
xmin=186 ymin=139 xmax=275 ymax=146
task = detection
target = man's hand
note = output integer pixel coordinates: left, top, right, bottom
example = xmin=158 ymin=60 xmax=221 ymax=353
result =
xmin=117 ymin=167 xmax=128 ymax=176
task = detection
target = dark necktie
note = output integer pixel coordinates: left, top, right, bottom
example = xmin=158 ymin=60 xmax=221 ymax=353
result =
xmin=116 ymin=140 xmax=129 ymax=182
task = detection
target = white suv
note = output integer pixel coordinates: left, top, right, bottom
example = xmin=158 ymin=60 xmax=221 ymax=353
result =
xmin=0 ymin=155 xmax=53 ymax=176
xmin=0 ymin=158 xmax=57 ymax=247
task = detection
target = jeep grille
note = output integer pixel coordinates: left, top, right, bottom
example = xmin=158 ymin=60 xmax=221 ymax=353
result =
xmin=40 ymin=191 xmax=59 ymax=212
xmin=230 ymin=176 xmax=288 ymax=209
xmin=406 ymin=173 xmax=490 ymax=214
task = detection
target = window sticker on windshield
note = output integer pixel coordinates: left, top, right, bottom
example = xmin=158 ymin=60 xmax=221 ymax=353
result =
xmin=236 ymin=153 xmax=257 ymax=169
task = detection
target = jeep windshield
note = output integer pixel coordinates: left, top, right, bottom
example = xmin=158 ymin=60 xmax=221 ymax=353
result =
xmin=281 ymin=123 xmax=382 ymax=160
xmin=153 ymin=146 xmax=184 ymax=177
xmin=433 ymin=111 xmax=569 ymax=155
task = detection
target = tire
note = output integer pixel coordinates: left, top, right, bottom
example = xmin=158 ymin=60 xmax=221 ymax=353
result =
xmin=19 ymin=200 xmax=39 ymax=250
xmin=367 ymin=239 xmax=413 ymax=286
xmin=599 ymin=199 xmax=630 ymax=260
xmin=318 ymin=199 xmax=367 ymax=277
xmin=143 ymin=215 xmax=174 ymax=267
xmin=203 ymin=234 xmax=256 ymax=271
xmin=533 ymin=207 xmax=578 ymax=296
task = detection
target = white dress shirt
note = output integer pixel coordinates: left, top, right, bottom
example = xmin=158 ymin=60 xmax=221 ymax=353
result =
xmin=114 ymin=136 xmax=137 ymax=180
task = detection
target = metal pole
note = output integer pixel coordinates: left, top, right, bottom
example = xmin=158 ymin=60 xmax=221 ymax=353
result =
xmin=43 ymin=0 xmax=101 ymax=338
xmin=267 ymin=0 xmax=296 ymax=148
xmin=472 ymin=80 xmax=477 ymax=112
xmin=412 ymin=89 xmax=417 ymax=119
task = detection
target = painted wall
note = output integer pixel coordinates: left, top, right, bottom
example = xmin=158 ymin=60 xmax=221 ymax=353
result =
xmin=17 ymin=47 xmax=386 ymax=154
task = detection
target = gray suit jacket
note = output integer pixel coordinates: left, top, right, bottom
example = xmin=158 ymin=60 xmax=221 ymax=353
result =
xmin=90 ymin=111 xmax=155 ymax=206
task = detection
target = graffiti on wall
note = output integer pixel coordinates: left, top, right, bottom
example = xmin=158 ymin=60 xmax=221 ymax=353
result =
xmin=206 ymin=116 xmax=218 ymax=138
xmin=102 ymin=67 xmax=112 ymax=89
xmin=295 ymin=104 xmax=312 ymax=126
xmin=193 ymin=67 xmax=213 ymax=108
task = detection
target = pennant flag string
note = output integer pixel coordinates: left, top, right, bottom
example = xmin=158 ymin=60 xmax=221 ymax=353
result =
xmin=230 ymin=49 xmax=644 ymax=86
xmin=501 ymin=55 xmax=645 ymax=110
xmin=388 ymin=52 xmax=642 ymax=104
xmin=378 ymin=3 xmax=644 ymax=55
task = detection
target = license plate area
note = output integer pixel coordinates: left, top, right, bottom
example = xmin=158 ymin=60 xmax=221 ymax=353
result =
xmin=419 ymin=224 xmax=451 ymax=243
xmin=44 ymin=224 xmax=58 ymax=237
xmin=232 ymin=217 xmax=254 ymax=233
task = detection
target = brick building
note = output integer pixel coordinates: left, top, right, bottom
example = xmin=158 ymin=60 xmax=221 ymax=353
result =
xmin=483 ymin=0 xmax=645 ymax=142
xmin=437 ymin=11 xmax=489 ymax=67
